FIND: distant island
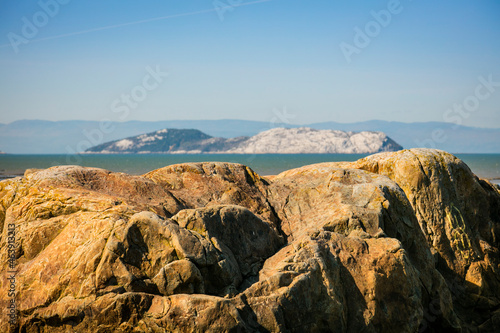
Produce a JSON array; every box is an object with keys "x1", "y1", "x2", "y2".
[
  {"x1": 85, "y1": 127, "x2": 402, "y2": 154},
  {"x1": 2, "y1": 119, "x2": 499, "y2": 154}
]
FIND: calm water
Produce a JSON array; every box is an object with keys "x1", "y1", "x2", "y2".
[{"x1": 1, "y1": 154, "x2": 499, "y2": 183}]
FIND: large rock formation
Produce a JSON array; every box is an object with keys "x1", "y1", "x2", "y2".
[
  {"x1": 223, "y1": 127, "x2": 402, "y2": 154},
  {"x1": 346, "y1": 149, "x2": 500, "y2": 331},
  {"x1": 0, "y1": 149, "x2": 499, "y2": 332}
]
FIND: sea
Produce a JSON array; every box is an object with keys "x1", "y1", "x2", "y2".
[{"x1": 1, "y1": 154, "x2": 499, "y2": 184}]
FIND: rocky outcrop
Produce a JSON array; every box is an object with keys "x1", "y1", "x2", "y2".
[
  {"x1": 0, "y1": 149, "x2": 499, "y2": 332},
  {"x1": 224, "y1": 127, "x2": 402, "y2": 154},
  {"x1": 345, "y1": 149, "x2": 500, "y2": 331},
  {"x1": 144, "y1": 163, "x2": 278, "y2": 225}
]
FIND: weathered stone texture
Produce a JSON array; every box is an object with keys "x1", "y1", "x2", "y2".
[{"x1": 1, "y1": 149, "x2": 499, "y2": 332}]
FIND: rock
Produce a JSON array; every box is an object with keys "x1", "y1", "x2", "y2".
[
  {"x1": 144, "y1": 162, "x2": 279, "y2": 226},
  {"x1": 152, "y1": 260, "x2": 204, "y2": 296},
  {"x1": 243, "y1": 231, "x2": 427, "y2": 332},
  {"x1": 344, "y1": 149, "x2": 500, "y2": 330},
  {"x1": 257, "y1": 162, "x2": 460, "y2": 332},
  {"x1": 144, "y1": 294, "x2": 248, "y2": 332},
  {"x1": 0, "y1": 165, "x2": 283, "y2": 332},
  {"x1": 0, "y1": 150, "x2": 499, "y2": 332},
  {"x1": 172, "y1": 205, "x2": 284, "y2": 281}
]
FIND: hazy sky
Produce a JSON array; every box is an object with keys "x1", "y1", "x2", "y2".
[{"x1": 1, "y1": 0, "x2": 499, "y2": 127}]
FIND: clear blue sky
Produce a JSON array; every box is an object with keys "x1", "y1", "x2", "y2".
[{"x1": 0, "y1": 0, "x2": 499, "y2": 127}]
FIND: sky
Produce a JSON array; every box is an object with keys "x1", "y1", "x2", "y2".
[{"x1": 0, "y1": 0, "x2": 499, "y2": 128}]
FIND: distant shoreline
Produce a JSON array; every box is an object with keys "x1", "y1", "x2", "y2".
[
  {"x1": 0, "y1": 172, "x2": 24, "y2": 180},
  {"x1": 1, "y1": 152, "x2": 499, "y2": 184}
]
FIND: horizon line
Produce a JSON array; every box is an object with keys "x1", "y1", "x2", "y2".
[{"x1": 1, "y1": 118, "x2": 499, "y2": 130}]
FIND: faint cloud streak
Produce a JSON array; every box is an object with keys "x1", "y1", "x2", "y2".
[{"x1": 0, "y1": 0, "x2": 272, "y2": 49}]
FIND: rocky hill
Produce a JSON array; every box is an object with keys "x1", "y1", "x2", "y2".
[
  {"x1": 1, "y1": 149, "x2": 499, "y2": 332},
  {"x1": 85, "y1": 128, "x2": 247, "y2": 154},
  {"x1": 86, "y1": 127, "x2": 402, "y2": 154},
  {"x1": 223, "y1": 127, "x2": 401, "y2": 153}
]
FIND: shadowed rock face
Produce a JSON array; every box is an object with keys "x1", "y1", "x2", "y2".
[
  {"x1": 345, "y1": 149, "x2": 500, "y2": 331},
  {"x1": 0, "y1": 149, "x2": 499, "y2": 332}
]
